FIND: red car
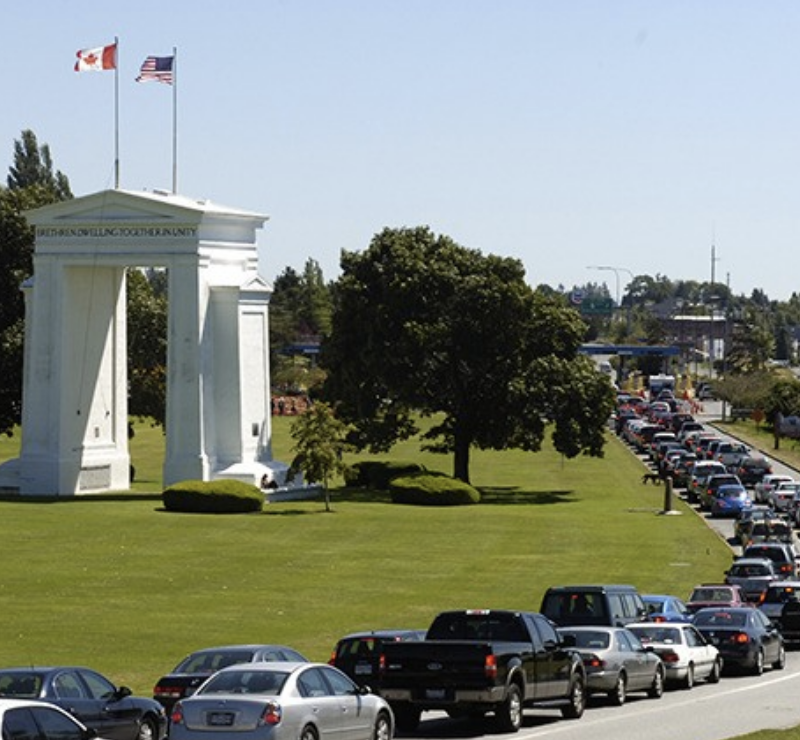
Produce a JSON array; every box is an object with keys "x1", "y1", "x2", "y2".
[{"x1": 686, "y1": 584, "x2": 748, "y2": 614}]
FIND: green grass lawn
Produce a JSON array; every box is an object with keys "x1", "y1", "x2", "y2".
[{"x1": 0, "y1": 418, "x2": 732, "y2": 699}]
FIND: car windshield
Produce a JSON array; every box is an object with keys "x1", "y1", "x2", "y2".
[
  {"x1": 560, "y1": 630, "x2": 610, "y2": 649},
  {"x1": 0, "y1": 673, "x2": 43, "y2": 697},
  {"x1": 629, "y1": 626, "x2": 680, "y2": 644},
  {"x1": 199, "y1": 669, "x2": 289, "y2": 695},
  {"x1": 694, "y1": 611, "x2": 748, "y2": 627},
  {"x1": 175, "y1": 650, "x2": 257, "y2": 673}
]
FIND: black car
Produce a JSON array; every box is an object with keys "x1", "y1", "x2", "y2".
[
  {"x1": 328, "y1": 629, "x2": 426, "y2": 688},
  {"x1": 0, "y1": 667, "x2": 166, "y2": 740},
  {"x1": 735, "y1": 456, "x2": 773, "y2": 487},
  {"x1": 152, "y1": 644, "x2": 307, "y2": 713},
  {"x1": 692, "y1": 607, "x2": 785, "y2": 675}
]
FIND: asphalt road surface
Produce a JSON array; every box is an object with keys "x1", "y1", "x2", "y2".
[{"x1": 401, "y1": 654, "x2": 800, "y2": 740}]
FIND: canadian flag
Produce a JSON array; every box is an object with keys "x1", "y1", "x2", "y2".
[{"x1": 75, "y1": 43, "x2": 117, "y2": 72}]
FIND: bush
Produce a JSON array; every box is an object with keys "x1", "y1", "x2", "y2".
[
  {"x1": 162, "y1": 479, "x2": 264, "y2": 513},
  {"x1": 389, "y1": 472, "x2": 481, "y2": 506},
  {"x1": 345, "y1": 460, "x2": 427, "y2": 490}
]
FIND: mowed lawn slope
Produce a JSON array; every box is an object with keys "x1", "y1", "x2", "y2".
[{"x1": 0, "y1": 417, "x2": 731, "y2": 695}]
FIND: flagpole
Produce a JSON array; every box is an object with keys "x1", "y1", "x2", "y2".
[
  {"x1": 114, "y1": 35, "x2": 120, "y2": 189},
  {"x1": 172, "y1": 46, "x2": 178, "y2": 193}
]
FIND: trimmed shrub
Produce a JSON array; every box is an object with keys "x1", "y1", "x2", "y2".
[
  {"x1": 389, "y1": 471, "x2": 481, "y2": 506},
  {"x1": 162, "y1": 479, "x2": 263, "y2": 513},
  {"x1": 345, "y1": 460, "x2": 427, "y2": 490}
]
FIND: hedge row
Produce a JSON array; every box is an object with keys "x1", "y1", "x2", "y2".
[
  {"x1": 162, "y1": 479, "x2": 263, "y2": 513},
  {"x1": 389, "y1": 471, "x2": 481, "y2": 506}
]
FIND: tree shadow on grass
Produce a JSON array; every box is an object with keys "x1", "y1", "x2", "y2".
[
  {"x1": 477, "y1": 487, "x2": 579, "y2": 505},
  {"x1": 330, "y1": 486, "x2": 579, "y2": 506}
]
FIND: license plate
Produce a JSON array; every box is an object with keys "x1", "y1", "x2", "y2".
[
  {"x1": 207, "y1": 712, "x2": 235, "y2": 727},
  {"x1": 425, "y1": 688, "x2": 446, "y2": 700},
  {"x1": 355, "y1": 664, "x2": 373, "y2": 675}
]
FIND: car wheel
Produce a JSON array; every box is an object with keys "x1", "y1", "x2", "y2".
[
  {"x1": 648, "y1": 666, "x2": 665, "y2": 699},
  {"x1": 752, "y1": 649, "x2": 765, "y2": 676},
  {"x1": 561, "y1": 674, "x2": 586, "y2": 719},
  {"x1": 136, "y1": 716, "x2": 157, "y2": 740},
  {"x1": 373, "y1": 712, "x2": 391, "y2": 740},
  {"x1": 773, "y1": 645, "x2": 786, "y2": 670},
  {"x1": 609, "y1": 673, "x2": 626, "y2": 706},
  {"x1": 392, "y1": 704, "x2": 421, "y2": 733},
  {"x1": 708, "y1": 658, "x2": 721, "y2": 684},
  {"x1": 300, "y1": 725, "x2": 318, "y2": 740},
  {"x1": 495, "y1": 683, "x2": 522, "y2": 732},
  {"x1": 682, "y1": 664, "x2": 694, "y2": 690}
]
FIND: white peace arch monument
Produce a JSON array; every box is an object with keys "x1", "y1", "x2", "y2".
[{"x1": 2, "y1": 188, "x2": 288, "y2": 496}]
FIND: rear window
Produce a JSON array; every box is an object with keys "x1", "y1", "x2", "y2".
[
  {"x1": 690, "y1": 587, "x2": 735, "y2": 602},
  {"x1": 336, "y1": 638, "x2": 379, "y2": 659},
  {"x1": 559, "y1": 630, "x2": 609, "y2": 649},
  {"x1": 693, "y1": 611, "x2": 747, "y2": 628},
  {"x1": 541, "y1": 591, "x2": 610, "y2": 624},
  {"x1": 764, "y1": 585, "x2": 800, "y2": 603},
  {"x1": 175, "y1": 650, "x2": 256, "y2": 673},
  {"x1": 427, "y1": 612, "x2": 528, "y2": 641},
  {"x1": 629, "y1": 626, "x2": 680, "y2": 645}
]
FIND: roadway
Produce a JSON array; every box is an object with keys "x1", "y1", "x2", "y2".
[
  {"x1": 404, "y1": 405, "x2": 800, "y2": 740},
  {"x1": 402, "y1": 659, "x2": 800, "y2": 740}
]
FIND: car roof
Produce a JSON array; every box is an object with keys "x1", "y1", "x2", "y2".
[
  {"x1": 730, "y1": 557, "x2": 774, "y2": 566},
  {"x1": 213, "y1": 661, "x2": 310, "y2": 674},
  {"x1": 338, "y1": 630, "x2": 424, "y2": 640},
  {"x1": 546, "y1": 584, "x2": 638, "y2": 592},
  {"x1": 186, "y1": 645, "x2": 297, "y2": 654}
]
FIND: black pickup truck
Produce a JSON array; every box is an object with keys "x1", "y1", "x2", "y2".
[{"x1": 378, "y1": 609, "x2": 586, "y2": 732}]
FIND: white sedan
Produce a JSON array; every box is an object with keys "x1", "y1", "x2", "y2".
[
  {"x1": 169, "y1": 662, "x2": 393, "y2": 740},
  {"x1": 627, "y1": 622, "x2": 721, "y2": 689}
]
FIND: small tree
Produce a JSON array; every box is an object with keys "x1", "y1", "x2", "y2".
[{"x1": 287, "y1": 402, "x2": 351, "y2": 511}]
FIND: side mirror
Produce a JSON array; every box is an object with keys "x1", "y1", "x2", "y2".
[{"x1": 115, "y1": 686, "x2": 132, "y2": 700}]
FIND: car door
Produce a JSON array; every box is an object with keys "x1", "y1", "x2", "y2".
[
  {"x1": 320, "y1": 666, "x2": 372, "y2": 740},
  {"x1": 683, "y1": 626, "x2": 715, "y2": 678},
  {"x1": 77, "y1": 669, "x2": 138, "y2": 740},
  {"x1": 49, "y1": 669, "x2": 108, "y2": 736},
  {"x1": 296, "y1": 667, "x2": 346, "y2": 740},
  {"x1": 617, "y1": 631, "x2": 651, "y2": 691},
  {"x1": 752, "y1": 609, "x2": 782, "y2": 664}
]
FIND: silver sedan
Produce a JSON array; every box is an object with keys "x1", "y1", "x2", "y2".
[
  {"x1": 169, "y1": 662, "x2": 393, "y2": 740},
  {"x1": 557, "y1": 626, "x2": 665, "y2": 706}
]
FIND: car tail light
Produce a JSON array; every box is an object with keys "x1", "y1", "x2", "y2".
[
  {"x1": 329, "y1": 650, "x2": 337, "y2": 666},
  {"x1": 153, "y1": 685, "x2": 183, "y2": 700},
  {"x1": 378, "y1": 653, "x2": 386, "y2": 677},
  {"x1": 260, "y1": 702, "x2": 282, "y2": 726},
  {"x1": 582, "y1": 654, "x2": 604, "y2": 670},
  {"x1": 485, "y1": 654, "x2": 498, "y2": 680},
  {"x1": 170, "y1": 704, "x2": 184, "y2": 726},
  {"x1": 659, "y1": 650, "x2": 680, "y2": 664},
  {"x1": 733, "y1": 632, "x2": 750, "y2": 644}
]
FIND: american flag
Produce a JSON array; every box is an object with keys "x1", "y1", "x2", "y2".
[{"x1": 136, "y1": 55, "x2": 174, "y2": 84}]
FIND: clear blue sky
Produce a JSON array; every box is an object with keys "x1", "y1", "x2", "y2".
[{"x1": 4, "y1": 1, "x2": 800, "y2": 300}]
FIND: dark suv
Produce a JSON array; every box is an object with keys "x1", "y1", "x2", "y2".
[
  {"x1": 329, "y1": 629, "x2": 426, "y2": 687},
  {"x1": 540, "y1": 584, "x2": 648, "y2": 627}
]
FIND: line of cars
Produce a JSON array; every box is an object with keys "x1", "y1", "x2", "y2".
[
  {"x1": 612, "y1": 393, "x2": 800, "y2": 681},
  {"x1": 0, "y1": 653, "x2": 394, "y2": 740}
]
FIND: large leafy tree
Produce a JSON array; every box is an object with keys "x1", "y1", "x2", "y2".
[
  {"x1": 0, "y1": 131, "x2": 72, "y2": 435},
  {"x1": 322, "y1": 226, "x2": 616, "y2": 483}
]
